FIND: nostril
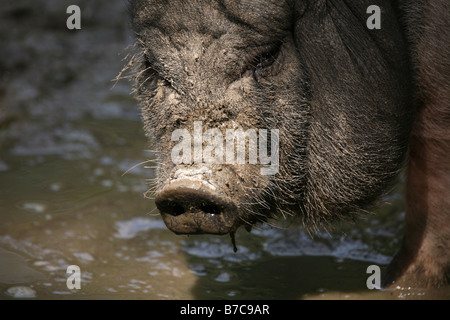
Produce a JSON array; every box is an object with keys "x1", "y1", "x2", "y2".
[
  {"x1": 199, "y1": 203, "x2": 222, "y2": 216},
  {"x1": 158, "y1": 200, "x2": 185, "y2": 216},
  {"x1": 157, "y1": 199, "x2": 223, "y2": 217}
]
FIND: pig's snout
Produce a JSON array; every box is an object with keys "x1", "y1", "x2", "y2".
[{"x1": 155, "y1": 179, "x2": 238, "y2": 235}]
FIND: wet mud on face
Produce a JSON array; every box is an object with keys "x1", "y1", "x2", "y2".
[{"x1": 1, "y1": 0, "x2": 449, "y2": 300}]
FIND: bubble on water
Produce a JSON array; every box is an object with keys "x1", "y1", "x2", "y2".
[
  {"x1": 73, "y1": 252, "x2": 94, "y2": 262},
  {"x1": 100, "y1": 156, "x2": 114, "y2": 166},
  {"x1": 182, "y1": 240, "x2": 232, "y2": 259},
  {"x1": 227, "y1": 290, "x2": 238, "y2": 297},
  {"x1": 20, "y1": 202, "x2": 47, "y2": 213},
  {"x1": 172, "y1": 267, "x2": 183, "y2": 278},
  {"x1": 52, "y1": 291, "x2": 71, "y2": 295},
  {"x1": 334, "y1": 257, "x2": 345, "y2": 264},
  {"x1": 189, "y1": 264, "x2": 207, "y2": 276},
  {"x1": 114, "y1": 217, "x2": 166, "y2": 239},
  {"x1": 101, "y1": 179, "x2": 113, "y2": 187},
  {"x1": 43, "y1": 264, "x2": 61, "y2": 272},
  {"x1": 49, "y1": 182, "x2": 63, "y2": 192},
  {"x1": 215, "y1": 272, "x2": 231, "y2": 283},
  {"x1": 127, "y1": 282, "x2": 141, "y2": 289},
  {"x1": 146, "y1": 250, "x2": 163, "y2": 258},
  {"x1": 182, "y1": 239, "x2": 261, "y2": 262},
  {"x1": 33, "y1": 261, "x2": 49, "y2": 267},
  {"x1": 94, "y1": 168, "x2": 105, "y2": 176},
  {"x1": 6, "y1": 286, "x2": 36, "y2": 298}
]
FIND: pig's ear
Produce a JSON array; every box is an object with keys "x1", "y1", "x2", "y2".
[{"x1": 293, "y1": 1, "x2": 414, "y2": 220}]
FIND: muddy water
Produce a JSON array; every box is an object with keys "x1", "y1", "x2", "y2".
[
  {"x1": 1, "y1": 0, "x2": 449, "y2": 300},
  {"x1": 2, "y1": 138, "x2": 449, "y2": 300}
]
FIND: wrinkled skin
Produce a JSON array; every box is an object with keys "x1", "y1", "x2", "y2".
[{"x1": 130, "y1": 0, "x2": 450, "y2": 288}]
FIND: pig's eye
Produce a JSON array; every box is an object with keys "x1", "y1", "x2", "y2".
[
  {"x1": 143, "y1": 54, "x2": 155, "y2": 72},
  {"x1": 143, "y1": 55, "x2": 172, "y2": 87},
  {"x1": 251, "y1": 43, "x2": 282, "y2": 81}
]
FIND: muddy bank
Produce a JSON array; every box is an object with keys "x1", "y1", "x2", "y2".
[{"x1": 0, "y1": 0, "x2": 136, "y2": 161}]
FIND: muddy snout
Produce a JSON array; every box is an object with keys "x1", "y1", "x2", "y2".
[{"x1": 155, "y1": 179, "x2": 238, "y2": 235}]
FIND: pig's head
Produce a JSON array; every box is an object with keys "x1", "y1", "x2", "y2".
[{"x1": 129, "y1": 0, "x2": 414, "y2": 237}]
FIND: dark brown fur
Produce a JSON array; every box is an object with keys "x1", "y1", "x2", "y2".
[{"x1": 384, "y1": 0, "x2": 450, "y2": 288}]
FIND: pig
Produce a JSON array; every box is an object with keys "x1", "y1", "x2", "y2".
[{"x1": 129, "y1": 0, "x2": 449, "y2": 288}]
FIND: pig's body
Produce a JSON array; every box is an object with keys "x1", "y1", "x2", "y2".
[
  {"x1": 130, "y1": 0, "x2": 449, "y2": 288},
  {"x1": 383, "y1": 1, "x2": 450, "y2": 288}
]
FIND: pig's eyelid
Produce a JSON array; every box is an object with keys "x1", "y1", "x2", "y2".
[
  {"x1": 255, "y1": 48, "x2": 279, "y2": 69},
  {"x1": 143, "y1": 53, "x2": 156, "y2": 68},
  {"x1": 141, "y1": 54, "x2": 172, "y2": 86},
  {"x1": 248, "y1": 42, "x2": 283, "y2": 80}
]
